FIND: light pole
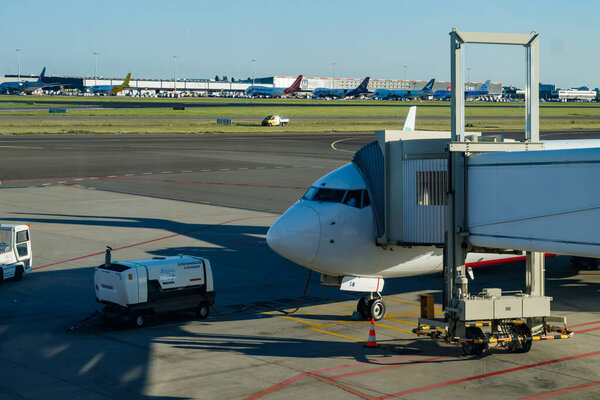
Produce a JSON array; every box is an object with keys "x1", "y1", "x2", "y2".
[
  {"x1": 93, "y1": 52, "x2": 98, "y2": 85},
  {"x1": 251, "y1": 59, "x2": 256, "y2": 85},
  {"x1": 173, "y1": 55, "x2": 177, "y2": 93},
  {"x1": 331, "y1": 62, "x2": 336, "y2": 89},
  {"x1": 16, "y1": 49, "x2": 21, "y2": 82}
]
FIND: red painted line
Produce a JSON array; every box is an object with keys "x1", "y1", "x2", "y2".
[
  {"x1": 32, "y1": 215, "x2": 276, "y2": 271},
  {"x1": 378, "y1": 350, "x2": 600, "y2": 399},
  {"x1": 519, "y1": 380, "x2": 600, "y2": 399},
  {"x1": 330, "y1": 355, "x2": 450, "y2": 380},
  {"x1": 3, "y1": 175, "x2": 305, "y2": 190},
  {"x1": 104, "y1": 176, "x2": 305, "y2": 190},
  {"x1": 3, "y1": 176, "x2": 102, "y2": 182},
  {"x1": 575, "y1": 326, "x2": 600, "y2": 334},
  {"x1": 189, "y1": 278, "x2": 203, "y2": 282},
  {"x1": 307, "y1": 373, "x2": 378, "y2": 400},
  {"x1": 246, "y1": 353, "x2": 426, "y2": 399},
  {"x1": 570, "y1": 320, "x2": 600, "y2": 328}
]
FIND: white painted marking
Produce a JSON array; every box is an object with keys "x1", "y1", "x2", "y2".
[
  {"x1": 238, "y1": 168, "x2": 248, "y2": 170},
  {"x1": 58, "y1": 181, "x2": 67, "y2": 184},
  {"x1": 181, "y1": 170, "x2": 192, "y2": 173},
  {"x1": 143, "y1": 172, "x2": 153, "y2": 175},
  {"x1": 42, "y1": 183, "x2": 51, "y2": 186},
  {"x1": 201, "y1": 169, "x2": 210, "y2": 172},
  {"x1": 125, "y1": 174, "x2": 134, "y2": 176},
  {"x1": 74, "y1": 178, "x2": 83, "y2": 181},
  {"x1": 219, "y1": 168, "x2": 230, "y2": 171},
  {"x1": 108, "y1": 175, "x2": 117, "y2": 178},
  {"x1": 89, "y1": 177, "x2": 98, "y2": 180},
  {"x1": 162, "y1": 171, "x2": 172, "y2": 174}
]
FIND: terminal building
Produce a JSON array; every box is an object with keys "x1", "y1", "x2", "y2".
[{"x1": 0, "y1": 73, "x2": 536, "y2": 99}]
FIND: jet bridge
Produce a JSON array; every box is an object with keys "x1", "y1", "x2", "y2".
[{"x1": 376, "y1": 29, "x2": 597, "y2": 354}]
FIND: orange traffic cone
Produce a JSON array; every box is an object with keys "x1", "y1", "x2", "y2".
[{"x1": 365, "y1": 318, "x2": 379, "y2": 347}]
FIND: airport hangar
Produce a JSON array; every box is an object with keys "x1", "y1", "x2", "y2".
[{"x1": 1, "y1": 73, "x2": 502, "y2": 96}]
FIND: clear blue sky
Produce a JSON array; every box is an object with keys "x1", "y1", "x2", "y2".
[{"x1": 1, "y1": 0, "x2": 598, "y2": 89}]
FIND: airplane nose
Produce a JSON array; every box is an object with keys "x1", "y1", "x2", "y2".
[{"x1": 267, "y1": 203, "x2": 320, "y2": 266}]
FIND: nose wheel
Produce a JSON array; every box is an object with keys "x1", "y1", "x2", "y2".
[{"x1": 357, "y1": 296, "x2": 386, "y2": 321}]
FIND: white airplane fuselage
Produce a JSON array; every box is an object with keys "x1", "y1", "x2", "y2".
[
  {"x1": 267, "y1": 162, "x2": 512, "y2": 280},
  {"x1": 267, "y1": 139, "x2": 600, "y2": 283}
]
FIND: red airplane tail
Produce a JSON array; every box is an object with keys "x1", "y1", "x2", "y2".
[{"x1": 284, "y1": 75, "x2": 303, "y2": 94}]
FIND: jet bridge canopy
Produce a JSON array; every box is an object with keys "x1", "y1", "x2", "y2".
[{"x1": 467, "y1": 147, "x2": 600, "y2": 258}]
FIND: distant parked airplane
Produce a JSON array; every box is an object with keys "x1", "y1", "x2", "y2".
[
  {"x1": 245, "y1": 75, "x2": 303, "y2": 98},
  {"x1": 432, "y1": 80, "x2": 492, "y2": 100},
  {"x1": 372, "y1": 79, "x2": 435, "y2": 100},
  {"x1": 88, "y1": 73, "x2": 131, "y2": 95},
  {"x1": 433, "y1": 85, "x2": 452, "y2": 100},
  {"x1": 312, "y1": 77, "x2": 370, "y2": 99},
  {"x1": 466, "y1": 80, "x2": 491, "y2": 98},
  {"x1": 0, "y1": 67, "x2": 63, "y2": 94}
]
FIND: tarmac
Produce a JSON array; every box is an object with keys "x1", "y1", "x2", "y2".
[{"x1": 0, "y1": 133, "x2": 599, "y2": 399}]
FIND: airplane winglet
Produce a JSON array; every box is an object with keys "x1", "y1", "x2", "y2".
[{"x1": 403, "y1": 106, "x2": 416, "y2": 131}]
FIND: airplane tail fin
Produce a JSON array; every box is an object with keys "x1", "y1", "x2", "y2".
[
  {"x1": 284, "y1": 75, "x2": 303, "y2": 94},
  {"x1": 358, "y1": 77, "x2": 370, "y2": 90},
  {"x1": 123, "y1": 73, "x2": 132, "y2": 87},
  {"x1": 39, "y1": 67, "x2": 46, "y2": 82},
  {"x1": 481, "y1": 80, "x2": 490, "y2": 90},
  {"x1": 289, "y1": 75, "x2": 303, "y2": 90},
  {"x1": 423, "y1": 79, "x2": 435, "y2": 91},
  {"x1": 403, "y1": 106, "x2": 417, "y2": 131}
]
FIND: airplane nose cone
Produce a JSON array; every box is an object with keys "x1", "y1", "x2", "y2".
[{"x1": 267, "y1": 203, "x2": 320, "y2": 266}]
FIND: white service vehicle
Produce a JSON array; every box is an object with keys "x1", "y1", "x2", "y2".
[
  {"x1": 95, "y1": 254, "x2": 215, "y2": 327},
  {"x1": 0, "y1": 224, "x2": 32, "y2": 282},
  {"x1": 262, "y1": 115, "x2": 289, "y2": 126}
]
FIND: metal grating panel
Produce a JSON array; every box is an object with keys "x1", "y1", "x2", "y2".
[{"x1": 402, "y1": 158, "x2": 447, "y2": 244}]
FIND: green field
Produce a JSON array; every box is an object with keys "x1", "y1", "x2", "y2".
[{"x1": 0, "y1": 95, "x2": 599, "y2": 134}]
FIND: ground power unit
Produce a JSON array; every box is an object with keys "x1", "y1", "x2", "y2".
[{"x1": 94, "y1": 253, "x2": 215, "y2": 327}]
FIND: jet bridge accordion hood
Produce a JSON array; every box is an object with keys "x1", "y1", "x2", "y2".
[{"x1": 352, "y1": 141, "x2": 385, "y2": 238}]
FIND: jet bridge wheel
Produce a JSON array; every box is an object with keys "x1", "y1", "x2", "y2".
[
  {"x1": 506, "y1": 324, "x2": 532, "y2": 353},
  {"x1": 462, "y1": 327, "x2": 487, "y2": 356}
]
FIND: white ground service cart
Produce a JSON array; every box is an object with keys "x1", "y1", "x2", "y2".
[
  {"x1": 95, "y1": 251, "x2": 215, "y2": 327},
  {"x1": 0, "y1": 224, "x2": 32, "y2": 282}
]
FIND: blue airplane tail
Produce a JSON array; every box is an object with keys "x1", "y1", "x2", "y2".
[
  {"x1": 358, "y1": 77, "x2": 370, "y2": 90},
  {"x1": 38, "y1": 67, "x2": 46, "y2": 82},
  {"x1": 423, "y1": 78, "x2": 435, "y2": 91},
  {"x1": 480, "y1": 80, "x2": 490, "y2": 90}
]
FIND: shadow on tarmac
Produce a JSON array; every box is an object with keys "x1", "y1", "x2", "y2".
[{"x1": 0, "y1": 211, "x2": 598, "y2": 398}]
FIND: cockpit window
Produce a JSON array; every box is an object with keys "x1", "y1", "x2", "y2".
[
  {"x1": 312, "y1": 188, "x2": 346, "y2": 203},
  {"x1": 303, "y1": 187, "x2": 371, "y2": 209},
  {"x1": 302, "y1": 187, "x2": 319, "y2": 201},
  {"x1": 344, "y1": 190, "x2": 362, "y2": 207},
  {"x1": 362, "y1": 190, "x2": 371, "y2": 207}
]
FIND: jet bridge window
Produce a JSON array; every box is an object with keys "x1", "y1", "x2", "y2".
[{"x1": 416, "y1": 171, "x2": 447, "y2": 206}]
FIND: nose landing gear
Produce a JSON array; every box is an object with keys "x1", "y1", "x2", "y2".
[{"x1": 357, "y1": 294, "x2": 386, "y2": 320}]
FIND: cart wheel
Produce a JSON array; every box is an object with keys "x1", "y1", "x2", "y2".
[
  {"x1": 369, "y1": 299, "x2": 386, "y2": 321},
  {"x1": 357, "y1": 297, "x2": 369, "y2": 320},
  {"x1": 462, "y1": 327, "x2": 487, "y2": 356},
  {"x1": 0, "y1": 269, "x2": 4, "y2": 284},
  {"x1": 196, "y1": 303, "x2": 210, "y2": 320},
  {"x1": 13, "y1": 266, "x2": 24, "y2": 281},
  {"x1": 132, "y1": 313, "x2": 145, "y2": 328},
  {"x1": 508, "y1": 324, "x2": 532, "y2": 353}
]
